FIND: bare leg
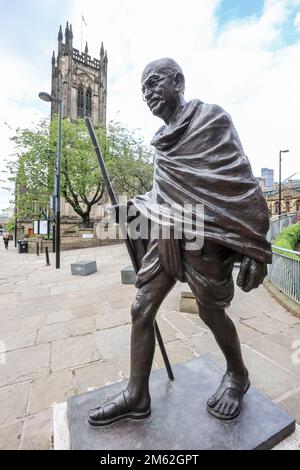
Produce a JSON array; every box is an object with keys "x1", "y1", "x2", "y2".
[
  {"x1": 198, "y1": 303, "x2": 249, "y2": 419},
  {"x1": 88, "y1": 271, "x2": 175, "y2": 426}
]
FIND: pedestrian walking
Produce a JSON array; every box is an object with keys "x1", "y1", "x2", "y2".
[{"x1": 3, "y1": 232, "x2": 9, "y2": 249}]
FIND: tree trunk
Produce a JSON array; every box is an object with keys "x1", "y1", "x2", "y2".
[{"x1": 82, "y1": 211, "x2": 91, "y2": 228}]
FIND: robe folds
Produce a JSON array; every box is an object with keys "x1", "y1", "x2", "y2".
[{"x1": 130, "y1": 99, "x2": 272, "y2": 277}]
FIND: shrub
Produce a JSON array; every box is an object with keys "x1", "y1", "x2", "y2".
[{"x1": 273, "y1": 222, "x2": 300, "y2": 260}]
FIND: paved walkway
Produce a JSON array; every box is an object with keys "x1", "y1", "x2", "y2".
[{"x1": 0, "y1": 239, "x2": 300, "y2": 449}]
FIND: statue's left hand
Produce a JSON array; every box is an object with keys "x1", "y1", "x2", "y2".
[{"x1": 236, "y1": 257, "x2": 267, "y2": 292}]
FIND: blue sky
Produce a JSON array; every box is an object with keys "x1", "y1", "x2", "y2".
[{"x1": 1, "y1": 0, "x2": 300, "y2": 211}]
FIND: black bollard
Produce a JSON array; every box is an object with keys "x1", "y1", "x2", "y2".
[
  {"x1": 45, "y1": 246, "x2": 50, "y2": 266},
  {"x1": 36, "y1": 241, "x2": 40, "y2": 256}
]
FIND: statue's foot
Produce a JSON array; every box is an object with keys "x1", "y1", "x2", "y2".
[
  {"x1": 207, "y1": 370, "x2": 250, "y2": 421},
  {"x1": 88, "y1": 391, "x2": 151, "y2": 427}
]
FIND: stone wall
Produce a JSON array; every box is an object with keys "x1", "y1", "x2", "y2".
[{"x1": 27, "y1": 226, "x2": 123, "y2": 254}]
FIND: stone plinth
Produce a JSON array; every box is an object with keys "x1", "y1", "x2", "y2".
[{"x1": 66, "y1": 355, "x2": 295, "y2": 450}]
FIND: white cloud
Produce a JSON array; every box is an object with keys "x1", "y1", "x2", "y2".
[
  {"x1": 294, "y1": 10, "x2": 300, "y2": 29},
  {"x1": 0, "y1": 52, "x2": 47, "y2": 211},
  {"x1": 1, "y1": 0, "x2": 300, "y2": 210}
]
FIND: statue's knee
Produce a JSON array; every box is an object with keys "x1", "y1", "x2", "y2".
[
  {"x1": 131, "y1": 299, "x2": 141, "y2": 323},
  {"x1": 131, "y1": 298, "x2": 154, "y2": 327}
]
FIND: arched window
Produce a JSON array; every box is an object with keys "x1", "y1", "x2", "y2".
[
  {"x1": 296, "y1": 200, "x2": 300, "y2": 212},
  {"x1": 86, "y1": 88, "x2": 92, "y2": 117},
  {"x1": 285, "y1": 200, "x2": 290, "y2": 213},
  {"x1": 77, "y1": 86, "x2": 84, "y2": 118}
]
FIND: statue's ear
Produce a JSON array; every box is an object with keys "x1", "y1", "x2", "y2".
[{"x1": 174, "y1": 72, "x2": 185, "y2": 93}]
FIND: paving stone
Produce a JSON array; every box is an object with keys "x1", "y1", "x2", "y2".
[
  {"x1": 1, "y1": 319, "x2": 21, "y2": 334},
  {"x1": 267, "y1": 330, "x2": 300, "y2": 352},
  {"x1": 109, "y1": 297, "x2": 132, "y2": 310},
  {"x1": 20, "y1": 409, "x2": 52, "y2": 450},
  {"x1": 155, "y1": 317, "x2": 179, "y2": 343},
  {"x1": 74, "y1": 356, "x2": 131, "y2": 393},
  {"x1": 21, "y1": 314, "x2": 46, "y2": 331},
  {"x1": 28, "y1": 371, "x2": 74, "y2": 414},
  {"x1": 154, "y1": 339, "x2": 195, "y2": 368},
  {"x1": 17, "y1": 287, "x2": 50, "y2": 301},
  {"x1": 0, "y1": 330, "x2": 36, "y2": 352},
  {"x1": 50, "y1": 283, "x2": 80, "y2": 295},
  {"x1": 94, "y1": 324, "x2": 131, "y2": 359},
  {"x1": 62, "y1": 295, "x2": 93, "y2": 310},
  {"x1": 51, "y1": 335, "x2": 100, "y2": 372},
  {"x1": 235, "y1": 321, "x2": 265, "y2": 344},
  {"x1": 248, "y1": 336, "x2": 300, "y2": 377},
  {"x1": 278, "y1": 390, "x2": 300, "y2": 423},
  {"x1": 69, "y1": 303, "x2": 97, "y2": 319},
  {"x1": 264, "y1": 309, "x2": 300, "y2": 326},
  {"x1": 0, "y1": 421, "x2": 23, "y2": 450},
  {"x1": 68, "y1": 317, "x2": 95, "y2": 336},
  {"x1": 17, "y1": 302, "x2": 61, "y2": 318},
  {"x1": 242, "y1": 314, "x2": 291, "y2": 335},
  {"x1": 36, "y1": 323, "x2": 70, "y2": 343},
  {"x1": 93, "y1": 309, "x2": 131, "y2": 332},
  {"x1": 179, "y1": 332, "x2": 219, "y2": 356},
  {"x1": 46, "y1": 309, "x2": 73, "y2": 325},
  {"x1": 0, "y1": 344, "x2": 50, "y2": 387},
  {"x1": 213, "y1": 345, "x2": 300, "y2": 400},
  {"x1": 162, "y1": 311, "x2": 204, "y2": 336},
  {"x1": 0, "y1": 382, "x2": 30, "y2": 425}
]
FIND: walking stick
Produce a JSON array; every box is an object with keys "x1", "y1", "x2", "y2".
[{"x1": 85, "y1": 117, "x2": 174, "y2": 381}]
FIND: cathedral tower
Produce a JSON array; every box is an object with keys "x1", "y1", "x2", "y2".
[{"x1": 51, "y1": 22, "x2": 107, "y2": 126}]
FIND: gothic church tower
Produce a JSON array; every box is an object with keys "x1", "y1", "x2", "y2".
[{"x1": 51, "y1": 22, "x2": 107, "y2": 126}]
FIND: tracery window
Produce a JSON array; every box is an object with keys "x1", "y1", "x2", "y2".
[
  {"x1": 77, "y1": 86, "x2": 84, "y2": 118},
  {"x1": 86, "y1": 88, "x2": 92, "y2": 117}
]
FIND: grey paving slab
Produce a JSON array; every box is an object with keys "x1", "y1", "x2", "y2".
[
  {"x1": 74, "y1": 356, "x2": 131, "y2": 394},
  {"x1": 1, "y1": 241, "x2": 300, "y2": 450},
  {"x1": 28, "y1": 371, "x2": 75, "y2": 414},
  {"x1": 0, "y1": 330, "x2": 36, "y2": 352},
  {"x1": 51, "y1": 335, "x2": 100, "y2": 372},
  {"x1": 20, "y1": 409, "x2": 53, "y2": 450},
  {"x1": 0, "y1": 382, "x2": 30, "y2": 425},
  {"x1": 0, "y1": 420, "x2": 23, "y2": 450},
  {"x1": 0, "y1": 344, "x2": 50, "y2": 387},
  {"x1": 94, "y1": 324, "x2": 132, "y2": 359},
  {"x1": 213, "y1": 345, "x2": 300, "y2": 400}
]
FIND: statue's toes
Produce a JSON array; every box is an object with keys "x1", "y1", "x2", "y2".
[
  {"x1": 207, "y1": 394, "x2": 218, "y2": 408},
  {"x1": 89, "y1": 406, "x2": 104, "y2": 421},
  {"x1": 227, "y1": 399, "x2": 239, "y2": 417}
]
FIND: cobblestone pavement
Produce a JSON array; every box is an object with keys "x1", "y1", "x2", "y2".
[{"x1": 0, "y1": 240, "x2": 300, "y2": 449}]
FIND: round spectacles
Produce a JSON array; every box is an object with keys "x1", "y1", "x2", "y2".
[{"x1": 141, "y1": 73, "x2": 175, "y2": 100}]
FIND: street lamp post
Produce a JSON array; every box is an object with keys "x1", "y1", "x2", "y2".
[
  {"x1": 39, "y1": 92, "x2": 63, "y2": 269},
  {"x1": 278, "y1": 149, "x2": 290, "y2": 216}
]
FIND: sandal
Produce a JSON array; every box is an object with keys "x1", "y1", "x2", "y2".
[
  {"x1": 207, "y1": 374, "x2": 250, "y2": 421},
  {"x1": 88, "y1": 391, "x2": 151, "y2": 427}
]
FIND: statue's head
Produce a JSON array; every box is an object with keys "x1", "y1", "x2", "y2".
[{"x1": 141, "y1": 58, "x2": 185, "y2": 120}]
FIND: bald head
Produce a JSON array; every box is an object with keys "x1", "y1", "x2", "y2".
[
  {"x1": 142, "y1": 58, "x2": 185, "y2": 93},
  {"x1": 141, "y1": 58, "x2": 186, "y2": 123}
]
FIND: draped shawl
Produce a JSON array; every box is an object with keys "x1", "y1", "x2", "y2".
[{"x1": 131, "y1": 99, "x2": 272, "y2": 265}]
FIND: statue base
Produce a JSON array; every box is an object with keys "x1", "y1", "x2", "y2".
[{"x1": 66, "y1": 355, "x2": 295, "y2": 450}]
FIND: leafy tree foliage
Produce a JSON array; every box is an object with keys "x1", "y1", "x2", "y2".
[{"x1": 4, "y1": 118, "x2": 153, "y2": 226}]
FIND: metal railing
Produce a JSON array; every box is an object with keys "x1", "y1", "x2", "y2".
[
  {"x1": 268, "y1": 246, "x2": 300, "y2": 304},
  {"x1": 267, "y1": 211, "x2": 300, "y2": 242}
]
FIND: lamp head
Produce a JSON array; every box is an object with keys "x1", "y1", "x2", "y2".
[{"x1": 38, "y1": 92, "x2": 53, "y2": 103}]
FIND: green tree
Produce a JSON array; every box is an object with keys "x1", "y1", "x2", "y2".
[
  {"x1": 5, "y1": 217, "x2": 15, "y2": 233},
  {"x1": 4, "y1": 118, "x2": 153, "y2": 226}
]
